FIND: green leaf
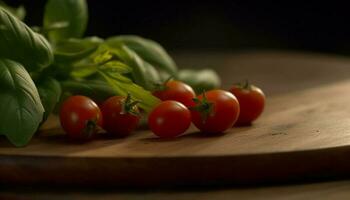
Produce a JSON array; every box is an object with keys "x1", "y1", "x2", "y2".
[
  {"x1": 106, "y1": 35, "x2": 177, "y2": 76},
  {"x1": 0, "y1": 7, "x2": 53, "y2": 71},
  {"x1": 0, "y1": 59, "x2": 44, "y2": 147},
  {"x1": 99, "y1": 71, "x2": 160, "y2": 112},
  {"x1": 116, "y1": 45, "x2": 159, "y2": 90},
  {"x1": 143, "y1": 61, "x2": 161, "y2": 87},
  {"x1": 44, "y1": 0, "x2": 88, "y2": 43},
  {"x1": 99, "y1": 61, "x2": 131, "y2": 74},
  {"x1": 61, "y1": 80, "x2": 116, "y2": 103},
  {"x1": 36, "y1": 77, "x2": 61, "y2": 122},
  {"x1": 0, "y1": 1, "x2": 26, "y2": 20},
  {"x1": 44, "y1": 21, "x2": 69, "y2": 31},
  {"x1": 54, "y1": 37, "x2": 102, "y2": 63},
  {"x1": 71, "y1": 48, "x2": 131, "y2": 79},
  {"x1": 70, "y1": 65, "x2": 97, "y2": 78},
  {"x1": 178, "y1": 69, "x2": 221, "y2": 94}
]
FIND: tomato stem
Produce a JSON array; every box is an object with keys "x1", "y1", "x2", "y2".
[
  {"x1": 243, "y1": 79, "x2": 249, "y2": 89},
  {"x1": 121, "y1": 93, "x2": 140, "y2": 116},
  {"x1": 82, "y1": 119, "x2": 97, "y2": 140},
  {"x1": 190, "y1": 91, "x2": 214, "y2": 122},
  {"x1": 234, "y1": 79, "x2": 252, "y2": 90},
  {"x1": 152, "y1": 75, "x2": 173, "y2": 92}
]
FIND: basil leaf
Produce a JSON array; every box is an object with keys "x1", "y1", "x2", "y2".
[
  {"x1": 0, "y1": 8, "x2": 53, "y2": 71},
  {"x1": 88, "y1": 46, "x2": 161, "y2": 91},
  {"x1": 99, "y1": 71, "x2": 160, "y2": 112},
  {"x1": 99, "y1": 61, "x2": 131, "y2": 74},
  {"x1": 0, "y1": 59, "x2": 44, "y2": 147},
  {"x1": 178, "y1": 69, "x2": 221, "y2": 94},
  {"x1": 54, "y1": 37, "x2": 102, "y2": 63},
  {"x1": 144, "y1": 61, "x2": 161, "y2": 88},
  {"x1": 44, "y1": 21, "x2": 69, "y2": 31},
  {"x1": 0, "y1": 1, "x2": 26, "y2": 20},
  {"x1": 106, "y1": 35, "x2": 177, "y2": 76},
  {"x1": 44, "y1": 0, "x2": 88, "y2": 43},
  {"x1": 61, "y1": 80, "x2": 116, "y2": 103},
  {"x1": 36, "y1": 77, "x2": 61, "y2": 122},
  {"x1": 71, "y1": 50, "x2": 131, "y2": 79},
  {"x1": 70, "y1": 65, "x2": 97, "y2": 78},
  {"x1": 117, "y1": 46, "x2": 158, "y2": 90}
]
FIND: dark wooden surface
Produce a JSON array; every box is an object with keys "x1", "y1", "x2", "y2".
[
  {"x1": 2, "y1": 180, "x2": 350, "y2": 199},
  {"x1": 2, "y1": 50, "x2": 350, "y2": 198}
]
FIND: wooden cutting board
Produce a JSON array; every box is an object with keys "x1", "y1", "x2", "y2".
[{"x1": 2, "y1": 51, "x2": 350, "y2": 186}]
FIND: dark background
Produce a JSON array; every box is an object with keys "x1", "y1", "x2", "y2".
[{"x1": 5, "y1": 1, "x2": 350, "y2": 54}]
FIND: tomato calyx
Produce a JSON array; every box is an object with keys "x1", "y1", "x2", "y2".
[
  {"x1": 234, "y1": 79, "x2": 252, "y2": 91},
  {"x1": 121, "y1": 93, "x2": 140, "y2": 116},
  {"x1": 82, "y1": 119, "x2": 98, "y2": 139},
  {"x1": 190, "y1": 92, "x2": 214, "y2": 122},
  {"x1": 153, "y1": 76, "x2": 173, "y2": 92}
]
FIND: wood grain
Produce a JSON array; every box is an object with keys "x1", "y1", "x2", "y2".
[
  {"x1": 2, "y1": 180, "x2": 350, "y2": 200},
  {"x1": 1, "y1": 51, "x2": 350, "y2": 186}
]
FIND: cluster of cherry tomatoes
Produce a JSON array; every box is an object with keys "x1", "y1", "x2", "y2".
[{"x1": 59, "y1": 80, "x2": 265, "y2": 140}]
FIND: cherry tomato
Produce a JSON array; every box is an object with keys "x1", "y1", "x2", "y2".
[
  {"x1": 148, "y1": 100, "x2": 191, "y2": 138},
  {"x1": 101, "y1": 95, "x2": 140, "y2": 137},
  {"x1": 153, "y1": 80, "x2": 196, "y2": 107},
  {"x1": 191, "y1": 90, "x2": 240, "y2": 134},
  {"x1": 59, "y1": 95, "x2": 103, "y2": 140},
  {"x1": 229, "y1": 81, "x2": 265, "y2": 125}
]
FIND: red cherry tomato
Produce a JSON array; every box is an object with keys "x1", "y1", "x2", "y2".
[
  {"x1": 59, "y1": 96, "x2": 103, "y2": 140},
  {"x1": 153, "y1": 80, "x2": 196, "y2": 107},
  {"x1": 101, "y1": 95, "x2": 140, "y2": 137},
  {"x1": 229, "y1": 81, "x2": 265, "y2": 125},
  {"x1": 191, "y1": 90, "x2": 240, "y2": 134},
  {"x1": 148, "y1": 100, "x2": 191, "y2": 138}
]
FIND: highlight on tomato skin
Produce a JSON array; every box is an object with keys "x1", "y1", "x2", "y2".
[
  {"x1": 59, "y1": 95, "x2": 103, "y2": 141},
  {"x1": 100, "y1": 95, "x2": 140, "y2": 137},
  {"x1": 190, "y1": 90, "x2": 240, "y2": 134},
  {"x1": 153, "y1": 80, "x2": 196, "y2": 108},
  {"x1": 229, "y1": 81, "x2": 265, "y2": 126},
  {"x1": 148, "y1": 100, "x2": 191, "y2": 138}
]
